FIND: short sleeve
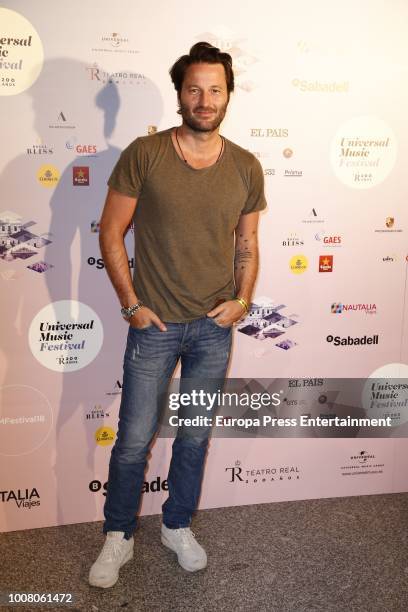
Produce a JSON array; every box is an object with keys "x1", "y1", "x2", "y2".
[
  {"x1": 241, "y1": 156, "x2": 267, "y2": 215},
  {"x1": 107, "y1": 138, "x2": 147, "y2": 198}
]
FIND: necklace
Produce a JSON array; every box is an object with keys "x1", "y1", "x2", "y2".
[{"x1": 175, "y1": 127, "x2": 224, "y2": 166}]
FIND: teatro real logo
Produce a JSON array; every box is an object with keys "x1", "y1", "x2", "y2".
[{"x1": 225, "y1": 460, "x2": 300, "y2": 484}]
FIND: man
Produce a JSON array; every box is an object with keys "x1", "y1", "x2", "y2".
[{"x1": 89, "y1": 42, "x2": 267, "y2": 588}]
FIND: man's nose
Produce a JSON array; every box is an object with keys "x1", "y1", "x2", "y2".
[{"x1": 199, "y1": 90, "x2": 211, "y2": 107}]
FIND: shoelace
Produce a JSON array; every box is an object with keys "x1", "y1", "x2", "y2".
[
  {"x1": 177, "y1": 528, "x2": 196, "y2": 548},
  {"x1": 99, "y1": 536, "x2": 125, "y2": 562}
]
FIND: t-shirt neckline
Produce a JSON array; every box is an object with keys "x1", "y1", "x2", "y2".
[{"x1": 168, "y1": 127, "x2": 227, "y2": 172}]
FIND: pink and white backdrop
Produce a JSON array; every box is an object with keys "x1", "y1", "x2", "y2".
[{"x1": 1, "y1": 0, "x2": 408, "y2": 533}]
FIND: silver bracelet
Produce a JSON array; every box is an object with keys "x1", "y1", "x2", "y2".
[{"x1": 120, "y1": 301, "x2": 144, "y2": 320}]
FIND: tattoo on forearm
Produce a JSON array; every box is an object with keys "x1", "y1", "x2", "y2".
[{"x1": 234, "y1": 248, "x2": 254, "y2": 271}]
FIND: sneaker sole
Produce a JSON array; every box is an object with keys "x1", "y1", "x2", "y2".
[
  {"x1": 89, "y1": 548, "x2": 134, "y2": 588},
  {"x1": 161, "y1": 534, "x2": 207, "y2": 572}
]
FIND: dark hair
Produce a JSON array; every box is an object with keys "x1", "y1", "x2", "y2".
[{"x1": 169, "y1": 42, "x2": 234, "y2": 96}]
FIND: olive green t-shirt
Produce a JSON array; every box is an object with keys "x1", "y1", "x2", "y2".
[{"x1": 107, "y1": 127, "x2": 267, "y2": 322}]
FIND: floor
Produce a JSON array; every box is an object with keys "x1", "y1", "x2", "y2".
[{"x1": 2, "y1": 493, "x2": 408, "y2": 611}]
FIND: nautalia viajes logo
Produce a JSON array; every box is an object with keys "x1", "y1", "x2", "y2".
[{"x1": 0, "y1": 487, "x2": 40, "y2": 509}]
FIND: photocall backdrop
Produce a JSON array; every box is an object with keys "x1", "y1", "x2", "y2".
[{"x1": 1, "y1": 1, "x2": 408, "y2": 533}]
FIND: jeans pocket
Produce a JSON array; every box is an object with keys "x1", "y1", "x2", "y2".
[
  {"x1": 207, "y1": 317, "x2": 232, "y2": 329},
  {"x1": 129, "y1": 322, "x2": 154, "y2": 332}
]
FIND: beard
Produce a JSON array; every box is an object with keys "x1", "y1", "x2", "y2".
[{"x1": 178, "y1": 100, "x2": 228, "y2": 133}]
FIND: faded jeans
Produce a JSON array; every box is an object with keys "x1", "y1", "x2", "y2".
[{"x1": 103, "y1": 315, "x2": 232, "y2": 539}]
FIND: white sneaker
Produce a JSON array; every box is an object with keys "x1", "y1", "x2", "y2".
[
  {"x1": 161, "y1": 524, "x2": 207, "y2": 572},
  {"x1": 89, "y1": 531, "x2": 134, "y2": 588}
]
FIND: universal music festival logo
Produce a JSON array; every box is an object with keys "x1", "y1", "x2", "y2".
[
  {"x1": 0, "y1": 8, "x2": 44, "y2": 96},
  {"x1": 28, "y1": 300, "x2": 103, "y2": 373}
]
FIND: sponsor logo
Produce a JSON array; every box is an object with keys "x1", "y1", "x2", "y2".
[
  {"x1": 374, "y1": 217, "x2": 403, "y2": 233},
  {"x1": 91, "y1": 32, "x2": 138, "y2": 55},
  {"x1": 282, "y1": 233, "x2": 304, "y2": 247},
  {"x1": 330, "y1": 116, "x2": 397, "y2": 189},
  {"x1": 49, "y1": 111, "x2": 75, "y2": 129},
  {"x1": 366, "y1": 380, "x2": 408, "y2": 420},
  {"x1": 226, "y1": 460, "x2": 300, "y2": 484},
  {"x1": 37, "y1": 164, "x2": 60, "y2": 188},
  {"x1": 292, "y1": 78, "x2": 349, "y2": 93},
  {"x1": 87, "y1": 256, "x2": 134, "y2": 270},
  {"x1": 326, "y1": 333, "x2": 379, "y2": 347},
  {"x1": 106, "y1": 380, "x2": 122, "y2": 396},
  {"x1": 0, "y1": 210, "x2": 53, "y2": 271},
  {"x1": 0, "y1": 415, "x2": 45, "y2": 425},
  {"x1": 382, "y1": 255, "x2": 397, "y2": 263},
  {"x1": 86, "y1": 62, "x2": 146, "y2": 86},
  {"x1": 0, "y1": 8, "x2": 44, "y2": 96},
  {"x1": 75, "y1": 144, "x2": 97, "y2": 156},
  {"x1": 91, "y1": 221, "x2": 100, "y2": 233},
  {"x1": 283, "y1": 148, "x2": 293, "y2": 158},
  {"x1": 95, "y1": 426, "x2": 115, "y2": 446},
  {"x1": 315, "y1": 233, "x2": 342, "y2": 247},
  {"x1": 250, "y1": 128, "x2": 288, "y2": 137},
  {"x1": 237, "y1": 298, "x2": 299, "y2": 349},
  {"x1": 289, "y1": 254, "x2": 308, "y2": 274},
  {"x1": 86, "y1": 405, "x2": 110, "y2": 421},
  {"x1": 288, "y1": 379, "x2": 324, "y2": 388},
  {"x1": 331, "y1": 303, "x2": 377, "y2": 315},
  {"x1": 0, "y1": 487, "x2": 40, "y2": 509},
  {"x1": 26, "y1": 141, "x2": 53, "y2": 155},
  {"x1": 73, "y1": 166, "x2": 89, "y2": 186},
  {"x1": 28, "y1": 300, "x2": 104, "y2": 372},
  {"x1": 340, "y1": 450, "x2": 384, "y2": 476},
  {"x1": 319, "y1": 255, "x2": 333, "y2": 272},
  {"x1": 89, "y1": 476, "x2": 168, "y2": 495},
  {"x1": 284, "y1": 169, "x2": 303, "y2": 177},
  {"x1": 148, "y1": 125, "x2": 157, "y2": 135},
  {"x1": 302, "y1": 208, "x2": 325, "y2": 224}
]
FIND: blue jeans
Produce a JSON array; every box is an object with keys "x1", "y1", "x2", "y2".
[{"x1": 103, "y1": 315, "x2": 232, "y2": 539}]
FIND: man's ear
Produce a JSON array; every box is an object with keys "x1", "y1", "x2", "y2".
[{"x1": 177, "y1": 93, "x2": 182, "y2": 115}]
